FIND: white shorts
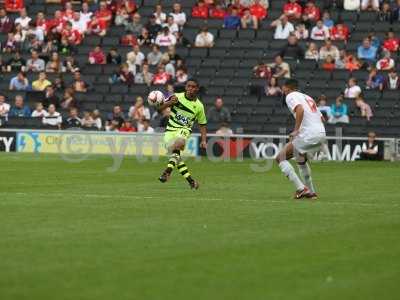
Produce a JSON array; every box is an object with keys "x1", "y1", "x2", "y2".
[{"x1": 292, "y1": 134, "x2": 326, "y2": 155}]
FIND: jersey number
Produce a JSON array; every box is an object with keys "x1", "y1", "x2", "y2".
[{"x1": 306, "y1": 97, "x2": 317, "y2": 113}]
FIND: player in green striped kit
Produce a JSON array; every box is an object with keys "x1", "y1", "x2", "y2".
[{"x1": 157, "y1": 79, "x2": 207, "y2": 189}]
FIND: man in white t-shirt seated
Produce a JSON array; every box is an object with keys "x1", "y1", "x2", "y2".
[
  {"x1": 0, "y1": 95, "x2": 10, "y2": 118},
  {"x1": 271, "y1": 15, "x2": 294, "y2": 40},
  {"x1": 310, "y1": 20, "x2": 330, "y2": 41},
  {"x1": 155, "y1": 27, "x2": 177, "y2": 47},
  {"x1": 195, "y1": 27, "x2": 214, "y2": 48},
  {"x1": 138, "y1": 119, "x2": 154, "y2": 133},
  {"x1": 344, "y1": 0, "x2": 361, "y2": 11},
  {"x1": 42, "y1": 104, "x2": 62, "y2": 129},
  {"x1": 344, "y1": 77, "x2": 362, "y2": 98}
]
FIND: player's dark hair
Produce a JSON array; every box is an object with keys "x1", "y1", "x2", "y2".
[
  {"x1": 186, "y1": 78, "x2": 199, "y2": 86},
  {"x1": 283, "y1": 79, "x2": 298, "y2": 90}
]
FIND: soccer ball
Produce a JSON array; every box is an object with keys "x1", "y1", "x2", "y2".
[{"x1": 147, "y1": 90, "x2": 165, "y2": 107}]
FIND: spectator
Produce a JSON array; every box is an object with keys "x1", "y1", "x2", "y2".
[
  {"x1": 283, "y1": 0, "x2": 302, "y2": 20},
  {"x1": 165, "y1": 15, "x2": 179, "y2": 34},
  {"x1": 317, "y1": 95, "x2": 331, "y2": 119},
  {"x1": 45, "y1": 52, "x2": 64, "y2": 73},
  {"x1": 31, "y1": 102, "x2": 48, "y2": 118},
  {"x1": 87, "y1": 16, "x2": 107, "y2": 36},
  {"x1": 344, "y1": 53, "x2": 362, "y2": 71},
  {"x1": 322, "y1": 11, "x2": 334, "y2": 28},
  {"x1": 265, "y1": 77, "x2": 282, "y2": 96},
  {"x1": 135, "y1": 63, "x2": 153, "y2": 86},
  {"x1": 9, "y1": 95, "x2": 31, "y2": 117},
  {"x1": 0, "y1": 95, "x2": 11, "y2": 117},
  {"x1": 241, "y1": 8, "x2": 258, "y2": 29},
  {"x1": 322, "y1": 55, "x2": 335, "y2": 71},
  {"x1": 3, "y1": 32, "x2": 17, "y2": 53},
  {"x1": 216, "y1": 122, "x2": 233, "y2": 136},
  {"x1": 81, "y1": 111, "x2": 96, "y2": 130},
  {"x1": 310, "y1": 20, "x2": 330, "y2": 40},
  {"x1": 125, "y1": 13, "x2": 143, "y2": 35},
  {"x1": 95, "y1": 1, "x2": 112, "y2": 27},
  {"x1": 107, "y1": 105, "x2": 125, "y2": 128},
  {"x1": 129, "y1": 96, "x2": 150, "y2": 128},
  {"x1": 335, "y1": 50, "x2": 347, "y2": 69},
  {"x1": 207, "y1": 97, "x2": 232, "y2": 124},
  {"x1": 357, "y1": 38, "x2": 378, "y2": 64},
  {"x1": 378, "y1": 2, "x2": 392, "y2": 22},
  {"x1": 361, "y1": 0, "x2": 379, "y2": 11},
  {"x1": 328, "y1": 96, "x2": 349, "y2": 124},
  {"x1": 115, "y1": 6, "x2": 130, "y2": 26},
  {"x1": 138, "y1": 119, "x2": 155, "y2": 133},
  {"x1": 344, "y1": 77, "x2": 362, "y2": 98},
  {"x1": 366, "y1": 67, "x2": 384, "y2": 91},
  {"x1": 137, "y1": 27, "x2": 154, "y2": 46},
  {"x1": 359, "y1": 132, "x2": 382, "y2": 160},
  {"x1": 60, "y1": 88, "x2": 76, "y2": 109},
  {"x1": 192, "y1": 0, "x2": 209, "y2": 19},
  {"x1": 147, "y1": 44, "x2": 163, "y2": 66},
  {"x1": 131, "y1": 45, "x2": 145, "y2": 66},
  {"x1": 42, "y1": 104, "x2": 62, "y2": 128},
  {"x1": 271, "y1": 15, "x2": 294, "y2": 39},
  {"x1": 250, "y1": 0, "x2": 268, "y2": 21},
  {"x1": 305, "y1": 42, "x2": 319, "y2": 60},
  {"x1": 146, "y1": 15, "x2": 162, "y2": 40},
  {"x1": 119, "y1": 119, "x2": 137, "y2": 132},
  {"x1": 376, "y1": 51, "x2": 395, "y2": 70},
  {"x1": 92, "y1": 109, "x2": 102, "y2": 130},
  {"x1": 210, "y1": 4, "x2": 226, "y2": 19},
  {"x1": 175, "y1": 31, "x2": 191, "y2": 47},
  {"x1": 170, "y1": 3, "x2": 186, "y2": 27},
  {"x1": 61, "y1": 21, "x2": 82, "y2": 46},
  {"x1": 319, "y1": 39, "x2": 340, "y2": 61},
  {"x1": 303, "y1": 1, "x2": 321, "y2": 22},
  {"x1": 176, "y1": 67, "x2": 188, "y2": 83},
  {"x1": 382, "y1": 31, "x2": 399, "y2": 53},
  {"x1": 155, "y1": 26, "x2": 176, "y2": 47},
  {"x1": 71, "y1": 71, "x2": 88, "y2": 93},
  {"x1": 330, "y1": 23, "x2": 350, "y2": 41},
  {"x1": 153, "y1": 4, "x2": 167, "y2": 25},
  {"x1": 26, "y1": 50, "x2": 45, "y2": 72},
  {"x1": 0, "y1": 8, "x2": 14, "y2": 33},
  {"x1": 88, "y1": 46, "x2": 106, "y2": 64},
  {"x1": 267, "y1": 55, "x2": 291, "y2": 79},
  {"x1": 279, "y1": 34, "x2": 304, "y2": 60},
  {"x1": 121, "y1": 32, "x2": 138, "y2": 46},
  {"x1": 224, "y1": 8, "x2": 241, "y2": 29},
  {"x1": 152, "y1": 65, "x2": 171, "y2": 85},
  {"x1": 293, "y1": 23, "x2": 309, "y2": 40},
  {"x1": 43, "y1": 85, "x2": 59, "y2": 108},
  {"x1": 64, "y1": 56, "x2": 80, "y2": 73},
  {"x1": 107, "y1": 48, "x2": 122, "y2": 65},
  {"x1": 9, "y1": 72, "x2": 29, "y2": 91},
  {"x1": 253, "y1": 62, "x2": 271, "y2": 78},
  {"x1": 195, "y1": 27, "x2": 214, "y2": 48},
  {"x1": 64, "y1": 107, "x2": 82, "y2": 128},
  {"x1": 32, "y1": 72, "x2": 52, "y2": 91},
  {"x1": 355, "y1": 96, "x2": 373, "y2": 121},
  {"x1": 110, "y1": 63, "x2": 134, "y2": 85},
  {"x1": 14, "y1": 8, "x2": 31, "y2": 30},
  {"x1": 385, "y1": 69, "x2": 399, "y2": 90},
  {"x1": 344, "y1": 0, "x2": 361, "y2": 11},
  {"x1": 392, "y1": 0, "x2": 400, "y2": 23}
]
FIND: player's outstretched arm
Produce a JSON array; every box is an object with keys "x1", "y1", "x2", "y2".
[{"x1": 199, "y1": 124, "x2": 207, "y2": 149}]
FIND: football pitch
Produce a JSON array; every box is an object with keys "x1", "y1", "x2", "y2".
[{"x1": 1, "y1": 153, "x2": 399, "y2": 300}]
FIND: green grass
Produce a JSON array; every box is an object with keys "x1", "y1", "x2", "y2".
[{"x1": 0, "y1": 153, "x2": 399, "y2": 300}]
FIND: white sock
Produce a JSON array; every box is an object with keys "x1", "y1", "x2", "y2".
[
  {"x1": 298, "y1": 162, "x2": 315, "y2": 193},
  {"x1": 279, "y1": 161, "x2": 305, "y2": 191}
]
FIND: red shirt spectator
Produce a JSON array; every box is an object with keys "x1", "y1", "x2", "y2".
[
  {"x1": 330, "y1": 24, "x2": 349, "y2": 41},
  {"x1": 61, "y1": 24, "x2": 82, "y2": 45},
  {"x1": 62, "y1": 2, "x2": 75, "y2": 21},
  {"x1": 46, "y1": 11, "x2": 67, "y2": 33},
  {"x1": 87, "y1": 16, "x2": 107, "y2": 36},
  {"x1": 283, "y1": 0, "x2": 302, "y2": 19},
  {"x1": 383, "y1": 33, "x2": 399, "y2": 52},
  {"x1": 121, "y1": 34, "x2": 138, "y2": 47},
  {"x1": 95, "y1": 1, "x2": 112, "y2": 26},
  {"x1": 303, "y1": 2, "x2": 320, "y2": 21},
  {"x1": 210, "y1": 5, "x2": 225, "y2": 19},
  {"x1": 250, "y1": 0, "x2": 267, "y2": 20},
  {"x1": 5, "y1": 0, "x2": 24, "y2": 12},
  {"x1": 116, "y1": 0, "x2": 137, "y2": 15},
  {"x1": 89, "y1": 46, "x2": 106, "y2": 64},
  {"x1": 192, "y1": 1, "x2": 208, "y2": 19},
  {"x1": 152, "y1": 66, "x2": 171, "y2": 85}
]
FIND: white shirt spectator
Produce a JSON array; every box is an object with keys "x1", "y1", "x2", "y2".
[
  {"x1": 0, "y1": 101, "x2": 10, "y2": 117},
  {"x1": 31, "y1": 109, "x2": 48, "y2": 117},
  {"x1": 376, "y1": 57, "x2": 395, "y2": 70},
  {"x1": 138, "y1": 125, "x2": 155, "y2": 133},
  {"x1": 128, "y1": 106, "x2": 151, "y2": 120},
  {"x1": 135, "y1": 51, "x2": 145, "y2": 66},
  {"x1": 344, "y1": 85, "x2": 362, "y2": 98},
  {"x1": 195, "y1": 32, "x2": 214, "y2": 47},
  {"x1": 153, "y1": 12, "x2": 166, "y2": 25},
  {"x1": 319, "y1": 45, "x2": 340, "y2": 60},
  {"x1": 80, "y1": 11, "x2": 93, "y2": 23},
  {"x1": 155, "y1": 33, "x2": 176, "y2": 47},
  {"x1": 167, "y1": 23, "x2": 179, "y2": 34},
  {"x1": 311, "y1": 25, "x2": 330, "y2": 40},
  {"x1": 43, "y1": 112, "x2": 62, "y2": 126},
  {"x1": 361, "y1": 0, "x2": 379, "y2": 10},
  {"x1": 344, "y1": 0, "x2": 361, "y2": 10},
  {"x1": 273, "y1": 21, "x2": 294, "y2": 40},
  {"x1": 71, "y1": 18, "x2": 88, "y2": 34},
  {"x1": 15, "y1": 16, "x2": 32, "y2": 29},
  {"x1": 170, "y1": 12, "x2": 186, "y2": 26}
]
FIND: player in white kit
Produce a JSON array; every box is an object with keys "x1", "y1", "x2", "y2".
[{"x1": 276, "y1": 79, "x2": 326, "y2": 200}]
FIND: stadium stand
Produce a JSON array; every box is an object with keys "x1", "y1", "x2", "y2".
[{"x1": 0, "y1": 0, "x2": 399, "y2": 137}]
